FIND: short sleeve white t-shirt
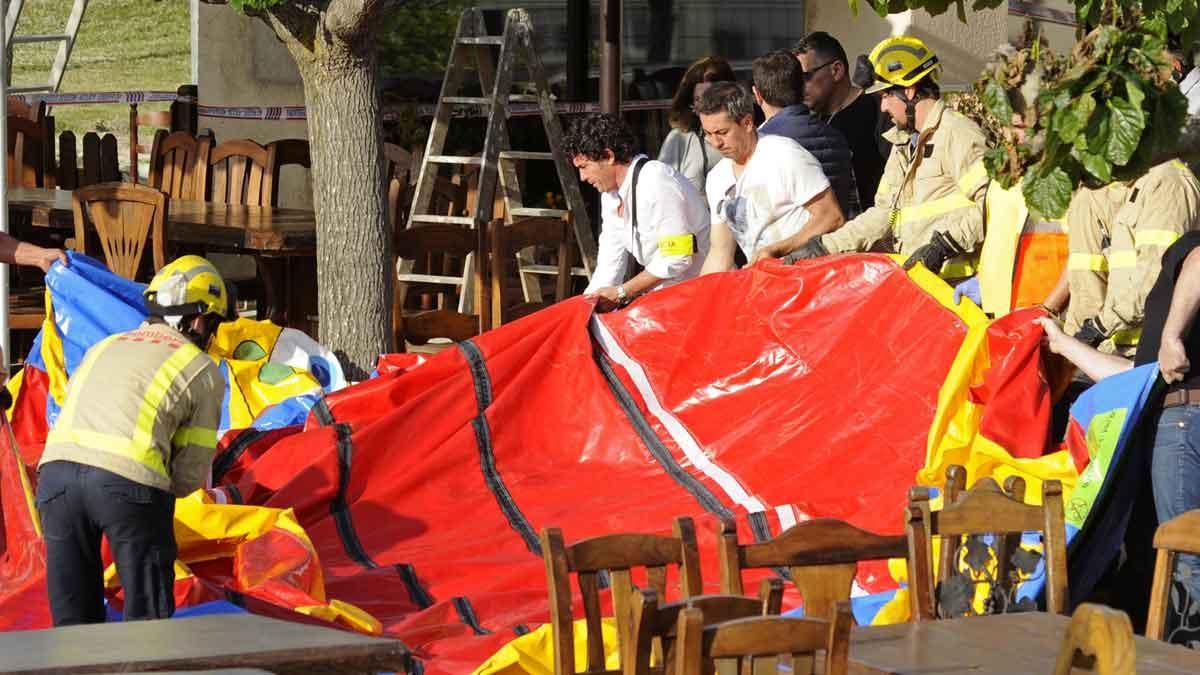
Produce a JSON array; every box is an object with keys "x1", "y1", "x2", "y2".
[{"x1": 704, "y1": 134, "x2": 831, "y2": 258}]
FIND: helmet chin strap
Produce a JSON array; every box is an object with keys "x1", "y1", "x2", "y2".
[{"x1": 891, "y1": 87, "x2": 918, "y2": 133}]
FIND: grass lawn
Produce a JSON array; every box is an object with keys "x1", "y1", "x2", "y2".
[{"x1": 9, "y1": 0, "x2": 190, "y2": 171}]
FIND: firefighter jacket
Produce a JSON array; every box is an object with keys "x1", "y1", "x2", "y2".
[
  {"x1": 820, "y1": 98, "x2": 989, "y2": 277},
  {"x1": 1064, "y1": 160, "x2": 1200, "y2": 351},
  {"x1": 39, "y1": 321, "x2": 223, "y2": 496}
]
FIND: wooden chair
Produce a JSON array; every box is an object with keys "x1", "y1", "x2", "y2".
[
  {"x1": 716, "y1": 517, "x2": 907, "y2": 624},
  {"x1": 130, "y1": 106, "x2": 176, "y2": 182},
  {"x1": 540, "y1": 518, "x2": 703, "y2": 675},
  {"x1": 673, "y1": 602, "x2": 853, "y2": 675},
  {"x1": 7, "y1": 97, "x2": 45, "y2": 121},
  {"x1": 1052, "y1": 603, "x2": 1135, "y2": 675},
  {"x1": 7, "y1": 115, "x2": 51, "y2": 188},
  {"x1": 395, "y1": 223, "x2": 487, "y2": 351},
  {"x1": 906, "y1": 468, "x2": 1069, "y2": 621},
  {"x1": 71, "y1": 182, "x2": 168, "y2": 281},
  {"x1": 490, "y1": 216, "x2": 573, "y2": 328},
  {"x1": 148, "y1": 130, "x2": 212, "y2": 200},
  {"x1": 267, "y1": 138, "x2": 311, "y2": 207},
  {"x1": 1146, "y1": 509, "x2": 1200, "y2": 641},
  {"x1": 208, "y1": 138, "x2": 276, "y2": 206},
  {"x1": 384, "y1": 142, "x2": 415, "y2": 229},
  {"x1": 626, "y1": 583, "x2": 782, "y2": 675}
]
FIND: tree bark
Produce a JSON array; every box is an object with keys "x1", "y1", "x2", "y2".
[{"x1": 259, "y1": 4, "x2": 392, "y2": 381}]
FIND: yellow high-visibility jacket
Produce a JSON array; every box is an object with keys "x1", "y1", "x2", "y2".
[
  {"x1": 39, "y1": 321, "x2": 223, "y2": 496},
  {"x1": 820, "y1": 99, "x2": 989, "y2": 277},
  {"x1": 978, "y1": 182, "x2": 1067, "y2": 317}
]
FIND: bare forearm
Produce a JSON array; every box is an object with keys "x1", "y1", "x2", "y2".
[
  {"x1": 1056, "y1": 333, "x2": 1133, "y2": 381},
  {"x1": 622, "y1": 270, "x2": 665, "y2": 299},
  {"x1": 702, "y1": 224, "x2": 736, "y2": 274},
  {"x1": 1161, "y1": 249, "x2": 1200, "y2": 343}
]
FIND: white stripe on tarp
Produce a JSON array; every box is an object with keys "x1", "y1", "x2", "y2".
[
  {"x1": 775, "y1": 505, "x2": 797, "y2": 531},
  {"x1": 591, "y1": 316, "x2": 767, "y2": 514}
]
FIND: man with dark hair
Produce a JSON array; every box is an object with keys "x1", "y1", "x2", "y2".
[
  {"x1": 788, "y1": 36, "x2": 989, "y2": 281},
  {"x1": 562, "y1": 114, "x2": 710, "y2": 311},
  {"x1": 695, "y1": 81, "x2": 845, "y2": 272},
  {"x1": 793, "y1": 31, "x2": 890, "y2": 207},
  {"x1": 752, "y1": 49, "x2": 860, "y2": 218}
]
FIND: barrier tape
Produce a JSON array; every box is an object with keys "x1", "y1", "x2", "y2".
[
  {"x1": 10, "y1": 89, "x2": 672, "y2": 120},
  {"x1": 10, "y1": 90, "x2": 189, "y2": 105},
  {"x1": 200, "y1": 98, "x2": 674, "y2": 121}
]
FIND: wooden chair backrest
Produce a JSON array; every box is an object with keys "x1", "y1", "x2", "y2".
[
  {"x1": 717, "y1": 517, "x2": 906, "y2": 623},
  {"x1": 7, "y1": 115, "x2": 49, "y2": 188},
  {"x1": 384, "y1": 142, "x2": 415, "y2": 229},
  {"x1": 74, "y1": 132, "x2": 122, "y2": 188},
  {"x1": 626, "y1": 584, "x2": 782, "y2": 675},
  {"x1": 394, "y1": 223, "x2": 487, "y2": 348},
  {"x1": 906, "y1": 466, "x2": 1069, "y2": 621},
  {"x1": 540, "y1": 518, "x2": 703, "y2": 675},
  {"x1": 266, "y1": 138, "x2": 311, "y2": 207},
  {"x1": 71, "y1": 182, "x2": 168, "y2": 281},
  {"x1": 149, "y1": 130, "x2": 212, "y2": 200},
  {"x1": 208, "y1": 138, "x2": 276, "y2": 207},
  {"x1": 1052, "y1": 603, "x2": 1135, "y2": 675},
  {"x1": 489, "y1": 216, "x2": 573, "y2": 329},
  {"x1": 1146, "y1": 509, "x2": 1200, "y2": 640},
  {"x1": 674, "y1": 602, "x2": 852, "y2": 675},
  {"x1": 7, "y1": 97, "x2": 45, "y2": 121}
]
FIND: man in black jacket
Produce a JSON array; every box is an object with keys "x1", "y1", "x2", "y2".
[
  {"x1": 793, "y1": 32, "x2": 891, "y2": 209},
  {"x1": 752, "y1": 49, "x2": 860, "y2": 219}
]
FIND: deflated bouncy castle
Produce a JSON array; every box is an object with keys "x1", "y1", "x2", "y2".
[{"x1": 0, "y1": 252, "x2": 1160, "y2": 673}]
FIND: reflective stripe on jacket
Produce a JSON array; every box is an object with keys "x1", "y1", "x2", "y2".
[
  {"x1": 820, "y1": 99, "x2": 989, "y2": 278},
  {"x1": 40, "y1": 322, "x2": 224, "y2": 496}
]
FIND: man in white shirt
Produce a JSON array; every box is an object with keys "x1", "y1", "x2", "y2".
[
  {"x1": 694, "y1": 81, "x2": 845, "y2": 274},
  {"x1": 563, "y1": 114, "x2": 711, "y2": 311}
]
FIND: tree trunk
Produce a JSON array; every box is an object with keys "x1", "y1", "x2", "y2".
[
  {"x1": 300, "y1": 50, "x2": 391, "y2": 381},
  {"x1": 254, "y1": 2, "x2": 393, "y2": 382}
]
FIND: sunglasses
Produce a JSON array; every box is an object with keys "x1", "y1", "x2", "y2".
[{"x1": 802, "y1": 60, "x2": 836, "y2": 82}]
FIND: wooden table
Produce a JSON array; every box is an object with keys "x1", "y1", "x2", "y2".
[
  {"x1": 6, "y1": 187, "x2": 318, "y2": 330},
  {"x1": 848, "y1": 612, "x2": 1200, "y2": 674},
  {"x1": 6, "y1": 186, "x2": 317, "y2": 253},
  {"x1": 0, "y1": 613, "x2": 410, "y2": 674}
]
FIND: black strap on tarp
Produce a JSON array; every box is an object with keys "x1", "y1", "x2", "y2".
[
  {"x1": 212, "y1": 428, "x2": 269, "y2": 484},
  {"x1": 452, "y1": 596, "x2": 492, "y2": 635},
  {"x1": 395, "y1": 563, "x2": 435, "y2": 609},
  {"x1": 458, "y1": 339, "x2": 541, "y2": 556},
  {"x1": 331, "y1": 421, "x2": 379, "y2": 569},
  {"x1": 312, "y1": 396, "x2": 336, "y2": 426}
]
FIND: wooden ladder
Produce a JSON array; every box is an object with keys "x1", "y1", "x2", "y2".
[
  {"x1": 4, "y1": 0, "x2": 90, "y2": 94},
  {"x1": 408, "y1": 7, "x2": 597, "y2": 309}
]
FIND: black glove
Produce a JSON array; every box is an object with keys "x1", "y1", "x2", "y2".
[
  {"x1": 902, "y1": 231, "x2": 966, "y2": 272},
  {"x1": 783, "y1": 238, "x2": 830, "y2": 264},
  {"x1": 1073, "y1": 318, "x2": 1108, "y2": 347}
]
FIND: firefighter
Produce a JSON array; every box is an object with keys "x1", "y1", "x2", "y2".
[
  {"x1": 35, "y1": 255, "x2": 226, "y2": 625},
  {"x1": 1065, "y1": 160, "x2": 1200, "y2": 355},
  {"x1": 786, "y1": 36, "x2": 989, "y2": 279}
]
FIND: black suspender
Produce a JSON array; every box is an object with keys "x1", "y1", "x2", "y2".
[{"x1": 630, "y1": 157, "x2": 647, "y2": 260}]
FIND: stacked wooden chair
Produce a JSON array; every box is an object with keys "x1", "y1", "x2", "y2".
[{"x1": 906, "y1": 466, "x2": 1069, "y2": 621}]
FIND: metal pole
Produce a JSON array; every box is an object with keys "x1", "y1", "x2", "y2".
[
  {"x1": 600, "y1": 0, "x2": 621, "y2": 114},
  {"x1": 0, "y1": 0, "x2": 11, "y2": 368},
  {"x1": 565, "y1": 0, "x2": 589, "y2": 102}
]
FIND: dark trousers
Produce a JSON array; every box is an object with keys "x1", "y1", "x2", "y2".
[{"x1": 36, "y1": 460, "x2": 177, "y2": 625}]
